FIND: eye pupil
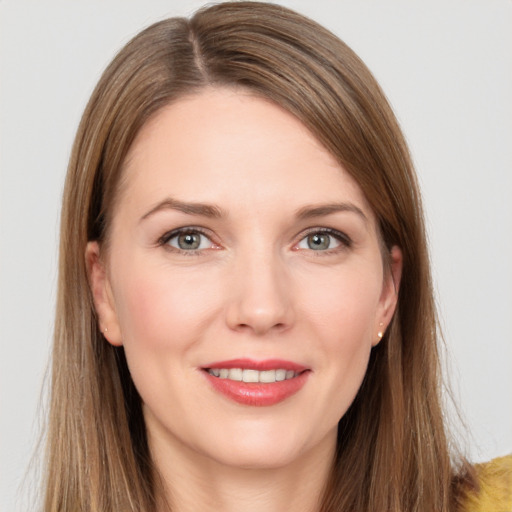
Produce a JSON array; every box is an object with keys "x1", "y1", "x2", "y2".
[
  {"x1": 178, "y1": 233, "x2": 201, "y2": 250},
  {"x1": 308, "y1": 233, "x2": 330, "y2": 250}
]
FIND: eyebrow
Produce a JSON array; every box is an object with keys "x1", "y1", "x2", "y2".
[
  {"x1": 140, "y1": 197, "x2": 367, "y2": 224},
  {"x1": 140, "y1": 197, "x2": 224, "y2": 222},
  {"x1": 295, "y1": 202, "x2": 368, "y2": 223}
]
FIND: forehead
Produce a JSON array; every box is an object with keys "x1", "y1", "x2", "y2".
[{"x1": 117, "y1": 87, "x2": 373, "y2": 221}]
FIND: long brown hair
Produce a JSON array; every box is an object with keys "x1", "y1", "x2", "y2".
[{"x1": 45, "y1": 2, "x2": 475, "y2": 510}]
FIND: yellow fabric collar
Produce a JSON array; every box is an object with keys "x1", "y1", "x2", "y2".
[{"x1": 462, "y1": 454, "x2": 512, "y2": 512}]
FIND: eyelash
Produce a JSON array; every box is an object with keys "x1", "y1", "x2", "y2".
[
  {"x1": 157, "y1": 226, "x2": 352, "y2": 255},
  {"x1": 295, "y1": 227, "x2": 352, "y2": 254},
  {"x1": 157, "y1": 227, "x2": 217, "y2": 256}
]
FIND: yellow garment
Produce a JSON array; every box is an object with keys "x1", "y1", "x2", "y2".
[{"x1": 462, "y1": 454, "x2": 512, "y2": 512}]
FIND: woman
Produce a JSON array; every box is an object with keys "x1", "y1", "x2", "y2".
[{"x1": 44, "y1": 2, "x2": 511, "y2": 511}]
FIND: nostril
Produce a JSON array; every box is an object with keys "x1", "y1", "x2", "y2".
[{"x1": 233, "y1": 320, "x2": 288, "y2": 335}]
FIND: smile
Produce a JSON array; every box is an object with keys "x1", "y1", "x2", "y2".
[
  {"x1": 207, "y1": 368, "x2": 299, "y2": 383},
  {"x1": 202, "y1": 359, "x2": 310, "y2": 406}
]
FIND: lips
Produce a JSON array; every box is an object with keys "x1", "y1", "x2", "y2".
[{"x1": 202, "y1": 358, "x2": 310, "y2": 406}]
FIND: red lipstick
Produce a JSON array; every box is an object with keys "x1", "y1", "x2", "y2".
[{"x1": 202, "y1": 358, "x2": 310, "y2": 406}]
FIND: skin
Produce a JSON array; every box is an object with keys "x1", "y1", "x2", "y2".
[{"x1": 87, "y1": 88, "x2": 402, "y2": 512}]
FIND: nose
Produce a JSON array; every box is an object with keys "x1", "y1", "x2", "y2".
[{"x1": 225, "y1": 248, "x2": 294, "y2": 336}]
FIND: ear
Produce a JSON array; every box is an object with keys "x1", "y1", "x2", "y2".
[
  {"x1": 85, "y1": 241, "x2": 123, "y2": 346},
  {"x1": 373, "y1": 245, "x2": 402, "y2": 346}
]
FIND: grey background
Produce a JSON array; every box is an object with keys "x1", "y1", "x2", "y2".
[{"x1": 1, "y1": 1, "x2": 511, "y2": 510}]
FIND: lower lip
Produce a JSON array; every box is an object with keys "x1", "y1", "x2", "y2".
[{"x1": 204, "y1": 371, "x2": 310, "y2": 406}]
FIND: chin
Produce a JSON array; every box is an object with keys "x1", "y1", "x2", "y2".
[
  {"x1": 210, "y1": 443, "x2": 305, "y2": 471},
  {"x1": 200, "y1": 419, "x2": 336, "y2": 471}
]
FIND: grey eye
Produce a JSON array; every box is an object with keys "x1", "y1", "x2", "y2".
[
  {"x1": 297, "y1": 231, "x2": 343, "y2": 251},
  {"x1": 178, "y1": 233, "x2": 201, "y2": 250},
  {"x1": 308, "y1": 233, "x2": 332, "y2": 250},
  {"x1": 167, "y1": 231, "x2": 212, "y2": 251}
]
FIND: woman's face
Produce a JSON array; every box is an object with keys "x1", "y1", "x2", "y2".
[{"x1": 87, "y1": 88, "x2": 401, "y2": 470}]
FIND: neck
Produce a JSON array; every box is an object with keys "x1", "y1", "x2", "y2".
[{"x1": 149, "y1": 427, "x2": 336, "y2": 512}]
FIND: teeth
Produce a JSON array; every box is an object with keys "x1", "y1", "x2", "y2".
[
  {"x1": 259, "y1": 370, "x2": 275, "y2": 383},
  {"x1": 229, "y1": 368, "x2": 243, "y2": 381},
  {"x1": 208, "y1": 367, "x2": 298, "y2": 383},
  {"x1": 275, "y1": 369, "x2": 286, "y2": 381},
  {"x1": 243, "y1": 369, "x2": 259, "y2": 383}
]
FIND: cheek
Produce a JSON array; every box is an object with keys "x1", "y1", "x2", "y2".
[
  {"x1": 297, "y1": 265, "x2": 382, "y2": 419},
  {"x1": 108, "y1": 265, "x2": 221, "y2": 420},
  {"x1": 301, "y1": 263, "x2": 382, "y2": 344},
  {"x1": 109, "y1": 261, "x2": 221, "y2": 411},
  {"x1": 112, "y1": 260, "x2": 218, "y2": 350}
]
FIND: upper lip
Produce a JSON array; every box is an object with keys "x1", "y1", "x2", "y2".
[{"x1": 203, "y1": 358, "x2": 308, "y2": 372}]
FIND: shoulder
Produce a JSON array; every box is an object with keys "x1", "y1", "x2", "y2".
[{"x1": 461, "y1": 454, "x2": 512, "y2": 512}]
